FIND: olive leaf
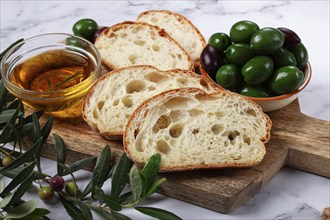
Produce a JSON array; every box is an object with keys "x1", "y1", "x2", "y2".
[
  {"x1": 111, "y1": 211, "x2": 133, "y2": 220},
  {"x1": 129, "y1": 165, "x2": 142, "y2": 202},
  {"x1": 135, "y1": 207, "x2": 182, "y2": 220},
  {"x1": 140, "y1": 154, "x2": 161, "y2": 196},
  {"x1": 18, "y1": 208, "x2": 50, "y2": 220},
  {"x1": 7, "y1": 171, "x2": 35, "y2": 207},
  {"x1": 2, "y1": 165, "x2": 47, "y2": 180},
  {"x1": 61, "y1": 156, "x2": 95, "y2": 176},
  {"x1": 0, "y1": 180, "x2": 5, "y2": 194},
  {"x1": 59, "y1": 194, "x2": 85, "y2": 220},
  {"x1": 0, "y1": 109, "x2": 18, "y2": 124},
  {"x1": 93, "y1": 194, "x2": 122, "y2": 212},
  {"x1": 53, "y1": 134, "x2": 67, "y2": 176},
  {"x1": 144, "y1": 178, "x2": 166, "y2": 198},
  {"x1": 111, "y1": 153, "x2": 133, "y2": 199},
  {"x1": 89, "y1": 206, "x2": 115, "y2": 220},
  {"x1": 40, "y1": 116, "x2": 53, "y2": 146},
  {"x1": 118, "y1": 191, "x2": 133, "y2": 206},
  {"x1": 91, "y1": 145, "x2": 111, "y2": 195},
  {"x1": 0, "y1": 80, "x2": 8, "y2": 112},
  {"x1": 23, "y1": 110, "x2": 43, "y2": 124},
  {"x1": 0, "y1": 105, "x2": 21, "y2": 143},
  {"x1": 75, "y1": 199, "x2": 93, "y2": 220},
  {"x1": 4, "y1": 199, "x2": 38, "y2": 219},
  {"x1": 0, "y1": 162, "x2": 35, "y2": 197},
  {"x1": 0, "y1": 137, "x2": 42, "y2": 174},
  {"x1": 0, "y1": 193, "x2": 14, "y2": 209}
]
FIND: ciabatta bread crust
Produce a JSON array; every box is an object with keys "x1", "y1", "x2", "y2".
[
  {"x1": 137, "y1": 10, "x2": 207, "y2": 66},
  {"x1": 82, "y1": 65, "x2": 217, "y2": 140},
  {"x1": 124, "y1": 88, "x2": 271, "y2": 172},
  {"x1": 95, "y1": 21, "x2": 194, "y2": 71}
]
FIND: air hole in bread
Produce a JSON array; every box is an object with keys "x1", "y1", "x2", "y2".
[
  {"x1": 224, "y1": 140, "x2": 229, "y2": 147},
  {"x1": 125, "y1": 114, "x2": 130, "y2": 119},
  {"x1": 214, "y1": 111, "x2": 224, "y2": 118},
  {"x1": 211, "y1": 124, "x2": 223, "y2": 135},
  {"x1": 246, "y1": 108, "x2": 257, "y2": 117},
  {"x1": 233, "y1": 156, "x2": 242, "y2": 160},
  {"x1": 152, "y1": 115, "x2": 171, "y2": 133},
  {"x1": 189, "y1": 109, "x2": 204, "y2": 117},
  {"x1": 227, "y1": 130, "x2": 240, "y2": 143},
  {"x1": 126, "y1": 80, "x2": 146, "y2": 93},
  {"x1": 128, "y1": 54, "x2": 138, "y2": 64},
  {"x1": 134, "y1": 40, "x2": 146, "y2": 46},
  {"x1": 157, "y1": 140, "x2": 170, "y2": 155},
  {"x1": 164, "y1": 97, "x2": 194, "y2": 108},
  {"x1": 169, "y1": 124, "x2": 183, "y2": 138},
  {"x1": 150, "y1": 31, "x2": 156, "y2": 40},
  {"x1": 147, "y1": 86, "x2": 156, "y2": 91},
  {"x1": 92, "y1": 109, "x2": 99, "y2": 119},
  {"x1": 177, "y1": 78, "x2": 188, "y2": 86},
  {"x1": 144, "y1": 72, "x2": 168, "y2": 83},
  {"x1": 97, "y1": 101, "x2": 104, "y2": 110},
  {"x1": 113, "y1": 99, "x2": 119, "y2": 106},
  {"x1": 169, "y1": 110, "x2": 186, "y2": 121},
  {"x1": 192, "y1": 41, "x2": 197, "y2": 49},
  {"x1": 122, "y1": 96, "x2": 133, "y2": 108},
  {"x1": 171, "y1": 61, "x2": 177, "y2": 68},
  {"x1": 177, "y1": 54, "x2": 183, "y2": 60},
  {"x1": 170, "y1": 54, "x2": 176, "y2": 59},
  {"x1": 120, "y1": 33, "x2": 127, "y2": 38},
  {"x1": 243, "y1": 134, "x2": 251, "y2": 145},
  {"x1": 109, "y1": 33, "x2": 115, "y2": 38},
  {"x1": 192, "y1": 128, "x2": 199, "y2": 134},
  {"x1": 199, "y1": 78, "x2": 210, "y2": 90},
  {"x1": 152, "y1": 44, "x2": 160, "y2": 52},
  {"x1": 151, "y1": 17, "x2": 158, "y2": 22}
]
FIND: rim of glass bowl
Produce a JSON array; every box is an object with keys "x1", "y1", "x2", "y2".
[
  {"x1": 0, "y1": 33, "x2": 101, "y2": 100},
  {"x1": 200, "y1": 62, "x2": 312, "y2": 102}
]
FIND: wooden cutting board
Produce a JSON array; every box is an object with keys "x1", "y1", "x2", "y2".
[{"x1": 28, "y1": 99, "x2": 330, "y2": 213}]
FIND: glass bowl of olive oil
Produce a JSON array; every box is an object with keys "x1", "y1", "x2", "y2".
[{"x1": 1, "y1": 33, "x2": 101, "y2": 119}]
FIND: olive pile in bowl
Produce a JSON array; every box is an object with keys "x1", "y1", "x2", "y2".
[{"x1": 200, "y1": 20, "x2": 311, "y2": 111}]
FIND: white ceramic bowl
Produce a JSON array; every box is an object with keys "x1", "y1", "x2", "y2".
[{"x1": 200, "y1": 62, "x2": 312, "y2": 112}]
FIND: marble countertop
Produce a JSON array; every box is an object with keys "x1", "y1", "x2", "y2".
[{"x1": 1, "y1": 1, "x2": 329, "y2": 219}]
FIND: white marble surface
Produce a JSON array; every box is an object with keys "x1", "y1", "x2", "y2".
[{"x1": 0, "y1": 1, "x2": 329, "y2": 219}]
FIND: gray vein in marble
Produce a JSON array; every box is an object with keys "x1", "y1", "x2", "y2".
[{"x1": 274, "y1": 203, "x2": 321, "y2": 219}]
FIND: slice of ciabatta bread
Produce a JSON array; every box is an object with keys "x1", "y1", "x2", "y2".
[
  {"x1": 82, "y1": 65, "x2": 217, "y2": 140},
  {"x1": 124, "y1": 88, "x2": 271, "y2": 171},
  {"x1": 137, "y1": 10, "x2": 207, "y2": 66},
  {"x1": 94, "y1": 21, "x2": 194, "y2": 71}
]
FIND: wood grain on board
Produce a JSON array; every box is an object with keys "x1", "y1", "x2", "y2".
[{"x1": 25, "y1": 99, "x2": 330, "y2": 213}]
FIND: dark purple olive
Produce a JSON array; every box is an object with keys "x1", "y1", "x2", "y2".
[
  {"x1": 200, "y1": 45, "x2": 222, "y2": 76},
  {"x1": 277, "y1": 27, "x2": 301, "y2": 48},
  {"x1": 92, "y1": 26, "x2": 107, "y2": 43}
]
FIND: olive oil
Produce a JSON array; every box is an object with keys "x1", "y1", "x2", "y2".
[{"x1": 9, "y1": 49, "x2": 95, "y2": 118}]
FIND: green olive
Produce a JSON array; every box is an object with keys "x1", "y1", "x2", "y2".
[
  {"x1": 289, "y1": 42, "x2": 309, "y2": 70},
  {"x1": 65, "y1": 181, "x2": 78, "y2": 196},
  {"x1": 208, "y1": 32, "x2": 231, "y2": 52},
  {"x1": 225, "y1": 43, "x2": 255, "y2": 67},
  {"x1": 72, "y1": 18, "x2": 99, "y2": 42},
  {"x1": 38, "y1": 186, "x2": 54, "y2": 202},
  {"x1": 2, "y1": 156, "x2": 13, "y2": 167},
  {"x1": 238, "y1": 84, "x2": 272, "y2": 98},
  {"x1": 251, "y1": 27, "x2": 284, "y2": 55},
  {"x1": 272, "y1": 47, "x2": 297, "y2": 68},
  {"x1": 230, "y1": 20, "x2": 260, "y2": 43},
  {"x1": 267, "y1": 65, "x2": 305, "y2": 95},
  {"x1": 215, "y1": 64, "x2": 242, "y2": 90},
  {"x1": 241, "y1": 56, "x2": 274, "y2": 85}
]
